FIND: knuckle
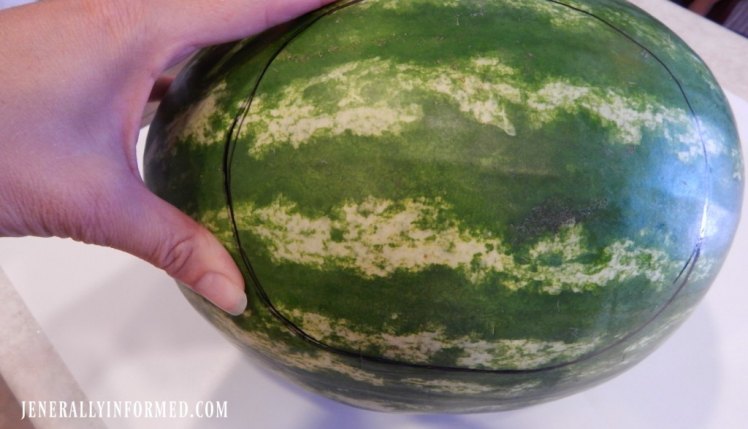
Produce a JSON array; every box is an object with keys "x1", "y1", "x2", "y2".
[{"x1": 158, "y1": 234, "x2": 198, "y2": 279}]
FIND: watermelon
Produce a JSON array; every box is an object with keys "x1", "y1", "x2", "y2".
[{"x1": 144, "y1": 0, "x2": 743, "y2": 412}]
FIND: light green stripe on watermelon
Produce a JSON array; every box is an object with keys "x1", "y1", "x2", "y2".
[
  {"x1": 356, "y1": 0, "x2": 461, "y2": 11},
  {"x1": 227, "y1": 196, "x2": 676, "y2": 294},
  {"x1": 209, "y1": 310, "x2": 388, "y2": 386},
  {"x1": 240, "y1": 55, "x2": 707, "y2": 162},
  {"x1": 163, "y1": 81, "x2": 234, "y2": 147},
  {"x1": 399, "y1": 377, "x2": 509, "y2": 395},
  {"x1": 283, "y1": 306, "x2": 602, "y2": 370}
]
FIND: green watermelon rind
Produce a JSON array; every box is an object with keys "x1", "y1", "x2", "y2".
[{"x1": 144, "y1": 0, "x2": 743, "y2": 412}]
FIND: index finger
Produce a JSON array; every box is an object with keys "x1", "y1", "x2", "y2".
[{"x1": 149, "y1": 0, "x2": 336, "y2": 62}]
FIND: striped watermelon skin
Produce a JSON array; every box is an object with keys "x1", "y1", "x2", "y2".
[{"x1": 145, "y1": 0, "x2": 743, "y2": 412}]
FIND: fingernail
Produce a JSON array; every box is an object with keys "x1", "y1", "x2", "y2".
[{"x1": 193, "y1": 273, "x2": 247, "y2": 316}]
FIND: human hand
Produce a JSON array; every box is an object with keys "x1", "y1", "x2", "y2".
[{"x1": 0, "y1": 0, "x2": 333, "y2": 315}]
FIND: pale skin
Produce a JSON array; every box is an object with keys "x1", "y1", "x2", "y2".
[
  {"x1": 0, "y1": 0, "x2": 334, "y2": 315},
  {"x1": 688, "y1": 0, "x2": 720, "y2": 16}
]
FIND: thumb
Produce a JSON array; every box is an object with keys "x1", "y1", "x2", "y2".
[{"x1": 105, "y1": 181, "x2": 247, "y2": 316}]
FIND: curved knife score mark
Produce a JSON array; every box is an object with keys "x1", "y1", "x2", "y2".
[{"x1": 217, "y1": 0, "x2": 708, "y2": 374}]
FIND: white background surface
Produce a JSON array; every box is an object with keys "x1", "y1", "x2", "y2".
[
  {"x1": 0, "y1": 0, "x2": 31, "y2": 9},
  {"x1": 1, "y1": 1, "x2": 747, "y2": 428}
]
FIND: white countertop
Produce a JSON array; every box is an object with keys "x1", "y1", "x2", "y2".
[{"x1": 1, "y1": 1, "x2": 747, "y2": 428}]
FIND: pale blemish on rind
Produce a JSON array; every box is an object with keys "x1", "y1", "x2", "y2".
[
  {"x1": 231, "y1": 196, "x2": 677, "y2": 294},
  {"x1": 242, "y1": 55, "x2": 705, "y2": 161}
]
